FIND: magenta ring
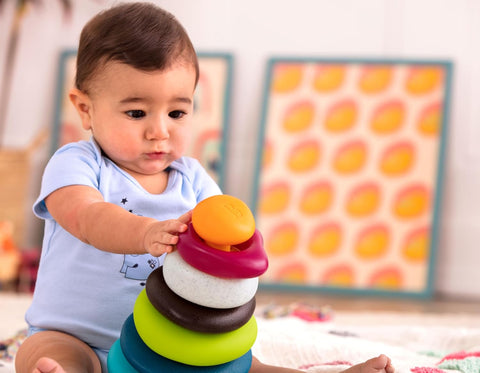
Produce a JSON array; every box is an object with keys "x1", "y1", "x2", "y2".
[{"x1": 176, "y1": 223, "x2": 268, "y2": 279}]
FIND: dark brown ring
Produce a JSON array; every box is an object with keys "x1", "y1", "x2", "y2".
[{"x1": 146, "y1": 266, "x2": 256, "y2": 333}]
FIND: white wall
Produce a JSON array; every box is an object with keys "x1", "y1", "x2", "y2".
[{"x1": 1, "y1": 0, "x2": 479, "y2": 298}]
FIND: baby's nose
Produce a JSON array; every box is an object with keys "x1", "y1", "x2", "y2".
[{"x1": 146, "y1": 119, "x2": 169, "y2": 140}]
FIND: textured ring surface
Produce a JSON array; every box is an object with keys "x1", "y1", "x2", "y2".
[
  {"x1": 107, "y1": 339, "x2": 138, "y2": 373},
  {"x1": 146, "y1": 266, "x2": 256, "y2": 332},
  {"x1": 163, "y1": 250, "x2": 258, "y2": 309}
]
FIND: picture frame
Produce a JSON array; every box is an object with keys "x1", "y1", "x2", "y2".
[{"x1": 253, "y1": 57, "x2": 453, "y2": 298}]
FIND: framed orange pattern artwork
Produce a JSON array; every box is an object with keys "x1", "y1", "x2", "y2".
[{"x1": 253, "y1": 57, "x2": 453, "y2": 298}]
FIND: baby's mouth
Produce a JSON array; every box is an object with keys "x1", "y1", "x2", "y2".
[{"x1": 146, "y1": 151, "x2": 167, "y2": 160}]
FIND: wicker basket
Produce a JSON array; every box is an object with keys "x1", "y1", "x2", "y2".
[{"x1": 0, "y1": 131, "x2": 48, "y2": 247}]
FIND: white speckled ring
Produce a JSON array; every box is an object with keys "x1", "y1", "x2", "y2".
[{"x1": 163, "y1": 251, "x2": 258, "y2": 309}]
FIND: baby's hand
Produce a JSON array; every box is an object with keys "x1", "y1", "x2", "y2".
[{"x1": 143, "y1": 211, "x2": 192, "y2": 257}]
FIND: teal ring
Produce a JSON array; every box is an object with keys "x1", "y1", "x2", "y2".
[{"x1": 107, "y1": 339, "x2": 138, "y2": 373}]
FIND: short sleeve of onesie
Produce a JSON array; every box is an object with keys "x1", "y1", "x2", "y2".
[{"x1": 33, "y1": 140, "x2": 102, "y2": 219}]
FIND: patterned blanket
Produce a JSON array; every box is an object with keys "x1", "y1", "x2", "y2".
[
  {"x1": 252, "y1": 304, "x2": 480, "y2": 373},
  {"x1": 2, "y1": 303, "x2": 480, "y2": 373}
]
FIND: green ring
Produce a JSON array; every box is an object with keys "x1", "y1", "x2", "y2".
[{"x1": 133, "y1": 289, "x2": 257, "y2": 366}]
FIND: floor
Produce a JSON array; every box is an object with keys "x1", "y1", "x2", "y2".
[
  {"x1": 2, "y1": 288, "x2": 480, "y2": 341},
  {"x1": 2, "y1": 289, "x2": 480, "y2": 373},
  {"x1": 256, "y1": 288, "x2": 480, "y2": 314}
]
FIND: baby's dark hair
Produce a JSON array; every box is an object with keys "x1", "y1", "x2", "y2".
[{"x1": 75, "y1": 2, "x2": 199, "y2": 92}]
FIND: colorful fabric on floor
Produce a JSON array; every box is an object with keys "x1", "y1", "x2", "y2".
[{"x1": 0, "y1": 329, "x2": 26, "y2": 362}]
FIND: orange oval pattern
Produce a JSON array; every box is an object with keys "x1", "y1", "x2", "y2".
[
  {"x1": 393, "y1": 184, "x2": 429, "y2": 219},
  {"x1": 266, "y1": 222, "x2": 299, "y2": 256},
  {"x1": 283, "y1": 100, "x2": 315, "y2": 132},
  {"x1": 259, "y1": 182, "x2": 291, "y2": 214},
  {"x1": 369, "y1": 267, "x2": 403, "y2": 290},
  {"x1": 313, "y1": 65, "x2": 346, "y2": 92},
  {"x1": 358, "y1": 65, "x2": 393, "y2": 94},
  {"x1": 380, "y1": 141, "x2": 415, "y2": 176},
  {"x1": 322, "y1": 264, "x2": 355, "y2": 287},
  {"x1": 308, "y1": 222, "x2": 342, "y2": 257},
  {"x1": 405, "y1": 66, "x2": 443, "y2": 95},
  {"x1": 272, "y1": 64, "x2": 304, "y2": 93},
  {"x1": 346, "y1": 182, "x2": 381, "y2": 217},
  {"x1": 276, "y1": 262, "x2": 308, "y2": 283},
  {"x1": 333, "y1": 139, "x2": 367, "y2": 174},
  {"x1": 370, "y1": 100, "x2": 405, "y2": 134},
  {"x1": 299, "y1": 181, "x2": 333, "y2": 215},
  {"x1": 287, "y1": 139, "x2": 321, "y2": 172},
  {"x1": 324, "y1": 99, "x2": 357, "y2": 132},
  {"x1": 417, "y1": 102, "x2": 442, "y2": 136},
  {"x1": 355, "y1": 223, "x2": 390, "y2": 259},
  {"x1": 402, "y1": 227, "x2": 429, "y2": 262}
]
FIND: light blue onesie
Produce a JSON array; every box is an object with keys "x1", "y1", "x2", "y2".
[{"x1": 25, "y1": 138, "x2": 221, "y2": 371}]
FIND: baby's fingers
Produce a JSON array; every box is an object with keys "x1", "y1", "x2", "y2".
[
  {"x1": 178, "y1": 210, "x2": 192, "y2": 225},
  {"x1": 164, "y1": 218, "x2": 189, "y2": 234},
  {"x1": 143, "y1": 219, "x2": 188, "y2": 256},
  {"x1": 144, "y1": 232, "x2": 179, "y2": 257},
  {"x1": 149, "y1": 241, "x2": 176, "y2": 256}
]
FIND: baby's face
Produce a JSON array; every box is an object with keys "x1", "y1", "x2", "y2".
[{"x1": 85, "y1": 61, "x2": 196, "y2": 177}]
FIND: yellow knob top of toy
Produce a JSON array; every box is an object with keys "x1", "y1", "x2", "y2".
[{"x1": 192, "y1": 195, "x2": 256, "y2": 251}]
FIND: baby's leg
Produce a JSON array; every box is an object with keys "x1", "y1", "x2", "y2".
[
  {"x1": 15, "y1": 330, "x2": 101, "y2": 373},
  {"x1": 342, "y1": 354, "x2": 394, "y2": 373}
]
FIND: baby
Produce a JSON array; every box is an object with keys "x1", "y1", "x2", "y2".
[{"x1": 15, "y1": 3, "x2": 394, "y2": 373}]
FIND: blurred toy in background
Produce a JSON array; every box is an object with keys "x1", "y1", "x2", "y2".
[
  {"x1": 0, "y1": 221, "x2": 21, "y2": 290},
  {"x1": 0, "y1": 220, "x2": 40, "y2": 293},
  {"x1": 16, "y1": 248, "x2": 40, "y2": 293}
]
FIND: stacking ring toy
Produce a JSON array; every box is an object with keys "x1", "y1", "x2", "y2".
[
  {"x1": 163, "y1": 250, "x2": 258, "y2": 309},
  {"x1": 107, "y1": 339, "x2": 138, "y2": 373},
  {"x1": 133, "y1": 289, "x2": 257, "y2": 366},
  {"x1": 177, "y1": 223, "x2": 268, "y2": 278},
  {"x1": 121, "y1": 314, "x2": 252, "y2": 373},
  {"x1": 146, "y1": 266, "x2": 256, "y2": 332},
  {"x1": 192, "y1": 195, "x2": 255, "y2": 251}
]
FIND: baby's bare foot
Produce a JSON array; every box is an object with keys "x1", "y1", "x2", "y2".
[
  {"x1": 342, "y1": 354, "x2": 394, "y2": 373},
  {"x1": 33, "y1": 357, "x2": 66, "y2": 373}
]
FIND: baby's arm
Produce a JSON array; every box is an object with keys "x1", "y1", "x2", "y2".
[{"x1": 45, "y1": 185, "x2": 190, "y2": 256}]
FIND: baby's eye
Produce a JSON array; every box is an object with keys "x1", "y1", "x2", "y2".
[
  {"x1": 125, "y1": 110, "x2": 146, "y2": 119},
  {"x1": 169, "y1": 110, "x2": 186, "y2": 119}
]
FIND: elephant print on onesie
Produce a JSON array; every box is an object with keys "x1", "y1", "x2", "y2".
[
  {"x1": 120, "y1": 254, "x2": 161, "y2": 282},
  {"x1": 119, "y1": 196, "x2": 162, "y2": 283}
]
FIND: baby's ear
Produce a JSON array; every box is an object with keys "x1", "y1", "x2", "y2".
[{"x1": 69, "y1": 88, "x2": 93, "y2": 131}]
